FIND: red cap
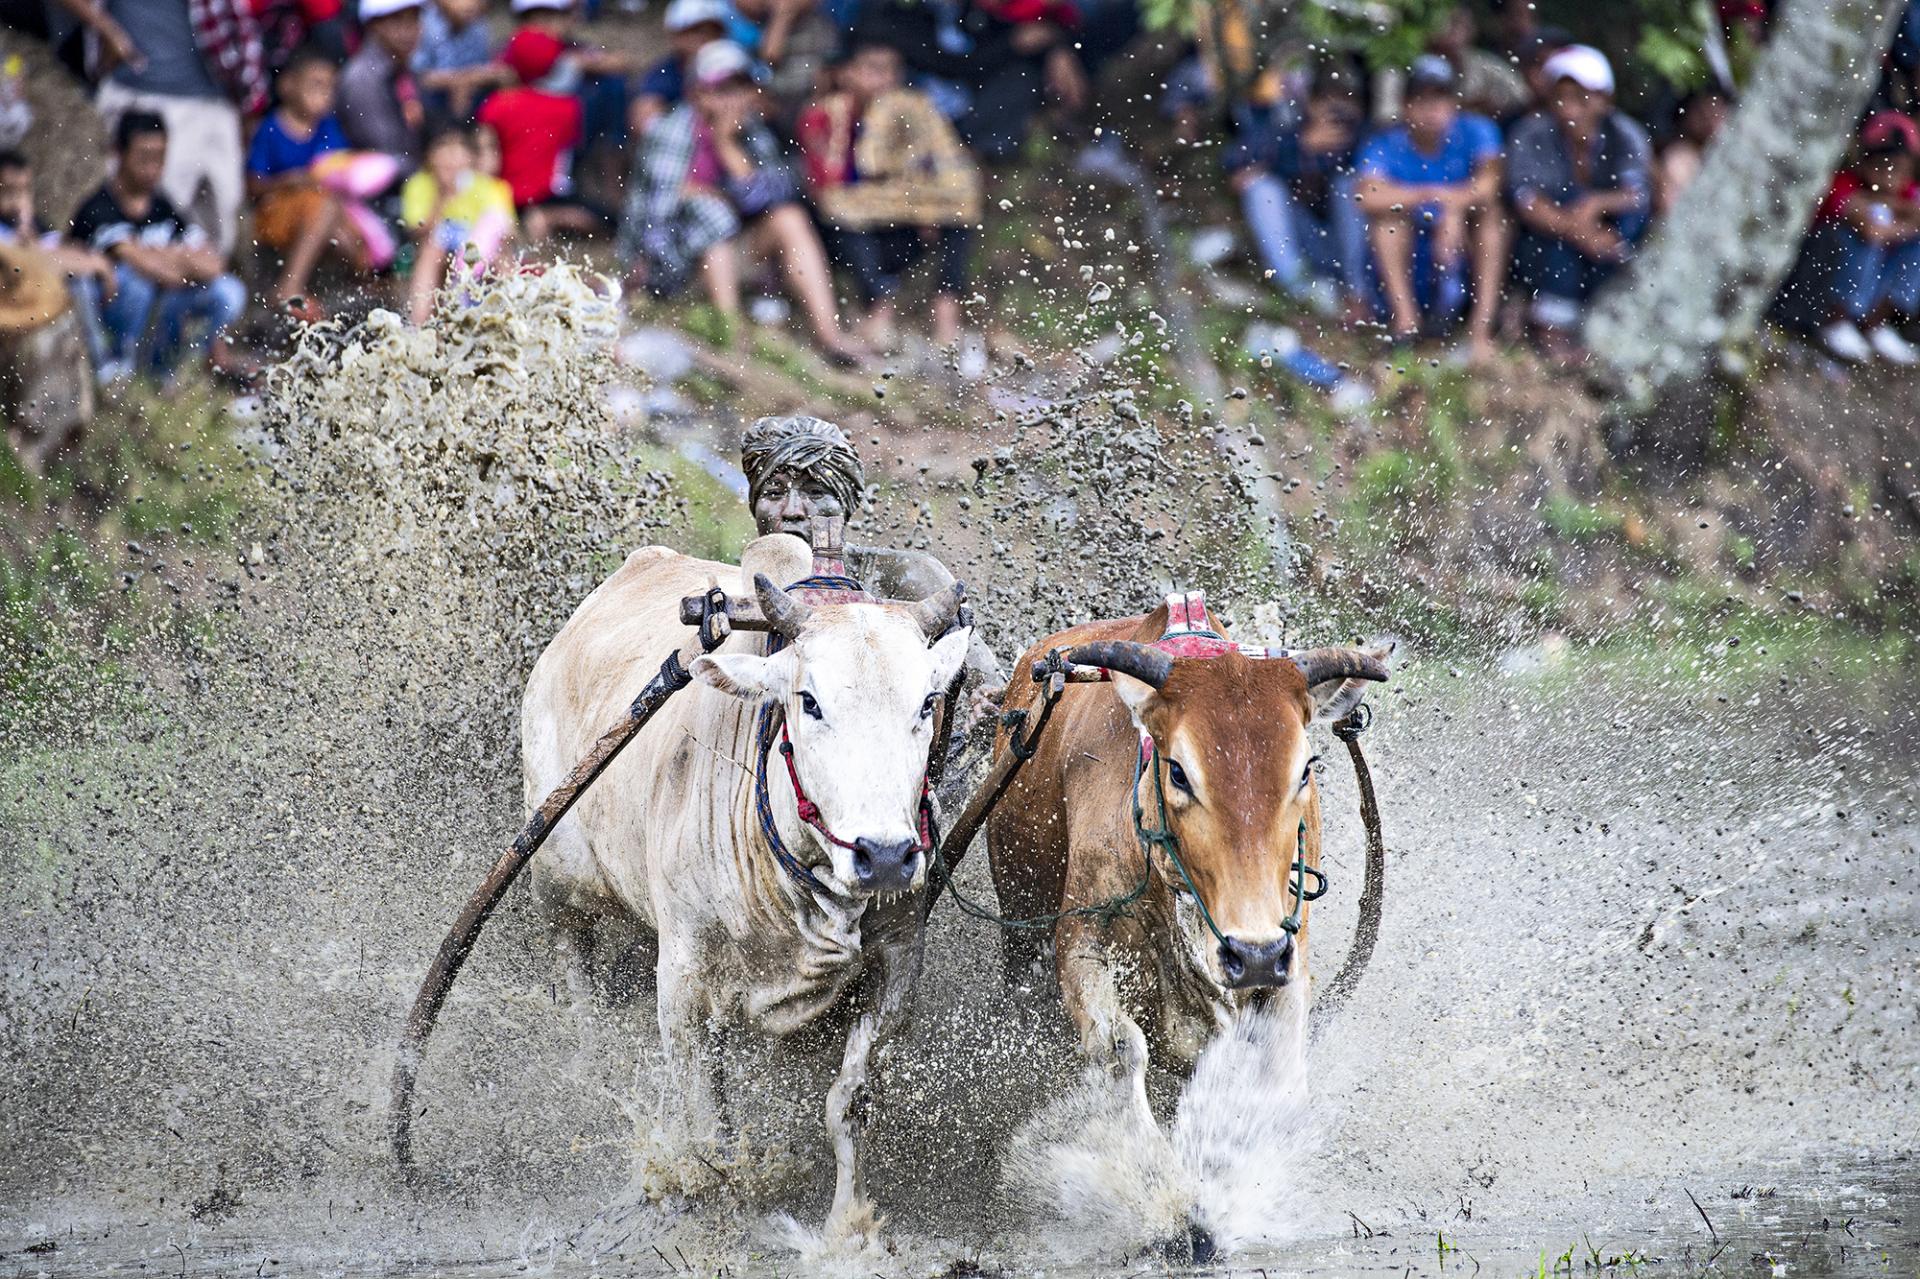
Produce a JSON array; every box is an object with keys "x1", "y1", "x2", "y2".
[
  {"x1": 501, "y1": 28, "x2": 566, "y2": 84},
  {"x1": 1862, "y1": 111, "x2": 1920, "y2": 154}
]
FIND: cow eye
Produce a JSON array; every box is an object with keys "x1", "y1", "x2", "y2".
[
  {"x1": 1167, "y1": 758, "x2": 1194, "y2": 795},
  {"x1": 799, "y1": 691, "x2": 824, "y2": 720},
  {"x1": 920, "y1": 693, "x2": 938, "y2": 720}
]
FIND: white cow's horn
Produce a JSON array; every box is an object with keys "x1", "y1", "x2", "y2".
[
  {"x1": 754, "y1": 573, "x2": 814, "y2": 639},
  {"x1": 907, "y1": 581, "x2": 966, "y2": 640}
]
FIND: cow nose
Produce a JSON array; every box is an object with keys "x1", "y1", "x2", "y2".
[
  {"x1": 1217, "y1": 934, "x2": 1294, "y2": 988},
  {"x1": 851, "y1": 837, "x2": 920, "y2": 893}
]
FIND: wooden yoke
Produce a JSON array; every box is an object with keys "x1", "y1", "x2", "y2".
[{"x1": 678, "y1": 515, "x2": 872, "y2": 632}]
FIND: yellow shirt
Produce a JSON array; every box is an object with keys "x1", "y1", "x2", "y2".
[{"x1": 400, "y1": 170, "x2": 517, "y2": 232}]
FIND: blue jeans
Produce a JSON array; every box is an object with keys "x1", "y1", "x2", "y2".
[
  {"x1": 75, "y1": 263, "x2": 247, "y2": 377},
  {"x1": 1514, "y1": 208, "x2": 1650, "y2": 329},
  {"x1": 1826, "y1": 225, "x2": 1920, "y2": 321},
  {"x1": 1240, "y1": 171, "x2": 1368, "y2": 300}
]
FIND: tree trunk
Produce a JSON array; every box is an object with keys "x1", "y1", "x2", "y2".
[{"x1": 1586, "y1": 0, "x2": 1906, "y2": 404}]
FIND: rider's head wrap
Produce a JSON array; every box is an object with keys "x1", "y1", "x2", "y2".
[{"x1": 741, "y1": 415, "x2": 866, "y2": 515}]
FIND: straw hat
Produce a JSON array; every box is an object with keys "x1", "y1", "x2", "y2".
[{"x1": 0, "y1": 240, "x2": 68, "y2": 335}]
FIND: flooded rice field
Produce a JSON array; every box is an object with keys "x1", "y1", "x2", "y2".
[{"x1": 3, "y1": 272, "x2": 1915, "y2": 1276}]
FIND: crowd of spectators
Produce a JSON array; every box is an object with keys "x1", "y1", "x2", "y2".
[{"x1": 1, "y1": 0, "x2": 1918, "y2": 389}]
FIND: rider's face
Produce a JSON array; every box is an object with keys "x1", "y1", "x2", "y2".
[{"x1": 753, "y1": 468, "x2": 845, "y2": 538}]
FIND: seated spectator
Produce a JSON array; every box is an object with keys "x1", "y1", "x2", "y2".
[
  {"x1": 1810, "y1": 117, "x2": 1920, "y2": 365},
  {"x1": 66, "y1": 112, "x2": 251, "y2": 385},
  {"x1": 1506, "y1": 45, "x2": 1652, "y2": 358},
  {"x1": 413, "y1": 0, "x2": 512, "y2": 122},
  {"x1": 630, "y1": 0, "x2": 733, "y2": 140},
  {"x1": 508, "y1": 0, "x2": 642, "y2": 193},
  {"x1": 400, "y1": 123, "x2": 517, "y2": 322},
  {"x1": 732, "y1": 0, "x2": 837, "y2": 112},
  {"x1": 1355, "y1": 55, "x2": 1507, "y2": 361},
  {"x1": 1223, "y1": 79, "x2": 1368, "y2": 317},
  {"x1": 1656, "y1": 87, "x2": 1732, "y2": 213},
  {"x1": 1428, "y1": 7, "x2": 1531, "y2": 122},
  {"x1": 850, "y1": 0, "x2": 1086, "y2": 163},
  {"x1": 1, "y1": 148, "x2": 116, "y2": 368},
  {"x1": 477, "y1": 30, "x2": 611, "y2": 240},
  {"x1": 796, "y1": 40, "x2": 982, "y2": 350},
  {"x1": 248, "y1": 46, "x2": 360, "y2": 316},
  {"x1": 619, "y1": 40, "x2": 864, "y2": 365},
  {"x1": 340, "y1": 0, "x2": 427, "y2": 167}
]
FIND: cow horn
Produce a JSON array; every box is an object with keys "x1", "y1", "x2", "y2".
[
  {"x1": 753, "y1": 573, "x2": 813, "y2": 639},
  {"x1": 1067, "y1": 641, "x2": 1173, "y2": 689},
  {"x1": 1289, "y1": 647, "x2": 1390, "y2": 687},
  {"x1": 907, "y1": 581, "x2": 966, "y2": 640}
]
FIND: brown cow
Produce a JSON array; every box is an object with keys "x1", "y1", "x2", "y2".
[{"x1": 987, "y1": 595, "x2": 1391, "y2": 1118}]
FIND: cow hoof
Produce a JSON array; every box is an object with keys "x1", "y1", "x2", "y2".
[
  {"x1": 823, "y1": 1198, "x2": 885, "y2": 1251},
  {"x1": 1157, "y1": 1220, "x2": 1217, "y2": 1267},
  {"x1": 1189, "y1": 1220, "x2": 1218, "y2": 1265}
]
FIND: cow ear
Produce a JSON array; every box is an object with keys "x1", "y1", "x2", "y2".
[
  {"x1": 692, "y1": 649, "x2": 795, "y2": 702},
  {"x1": 926, "y1": 626, "x2": 970, "y2": 691},
  {"x1": 1110, "y1": 671, "x2": 1159, "y2": 733},
  {"x1": 1308, "y1": 636, "x2": 1398, "y2": 725}
]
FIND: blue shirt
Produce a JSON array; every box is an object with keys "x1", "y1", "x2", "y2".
[
  {"x1": 1356, "y1": 113, "x2": 1501, "y2": 188},
  {"x1": 248, "y1": 113, "x2": 348, "y2": 178},
  {"x1": 639, "y1": 56, "x2": 685, "y2": 104},
  {"x1": 414, "y1": 2, "x2": 496, "y2": 74}
]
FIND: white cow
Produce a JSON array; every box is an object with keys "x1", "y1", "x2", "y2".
[{"x1": 521, "y1": 533, "x2": 969, "y2": 1241}]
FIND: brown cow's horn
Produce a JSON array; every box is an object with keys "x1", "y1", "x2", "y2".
[
  {"x1": 754, "y1": 573, "x2": 813, "y2": 639},
  {"x1": 1068, "y1": 641, "x2": 1173, "y2": 689},
  {"x1": 907, "y1": 581, "x2": 966, "y2": 640},
  {"x1": 1289, "y1": 647, "x2": 1390, "y2": 687}
]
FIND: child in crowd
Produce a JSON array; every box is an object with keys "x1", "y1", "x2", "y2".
[
  {"x1": 1224, "y1": 77, "x2": 1369, "y2": 318},
  {"x1": 400, "y1": 124, "x2": 517, "y2": 322},
  {"x1": 477, "y1": 29, "x2": 610, "y2": 241},
  {"x1": 413, "y1": 0, "x2": 512, "y2": 121},
  {"x1": 1354, "y1": 55, "x2": 1507, "y2": 361},
  {"x1": 68, "y1": 113, "x2": 252, "y2": 385},
  {"x1": 1505, "y1": 45, "x2": 1652, "y2": 358},
  {"x1": 620, "y1": 40, "x2": 864, "y2": 365},
  {"x1": 341, "y1": 0, "x2": 428, "y2": 165},
  {"x1": 630, "y1": 0, "x2": 733, "y2": 140},
  {"x1": 1656, "y1": 87, "x2": 1732, "y2": 213},
  {"x1": 797, "y1": 39, "x2": 981, "y2": 351},
  {"x1": 248, "y1": 46, "x2": 359, "y2": 318},
  {"x1": 1, "y1": 148, "x2": 116, "y2": 368},
  {"x1": 1812, "y1": 117, "x2": 1920, "y2": 365}
]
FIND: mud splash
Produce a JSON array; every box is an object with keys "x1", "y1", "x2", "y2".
[{"x1": 3, "y1": 270, "x2": 1917, "y2": 1276}]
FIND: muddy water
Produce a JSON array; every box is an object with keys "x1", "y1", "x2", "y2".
[{"x1": 3, "y1": 274, "x2": 1916, "y2": 1276}]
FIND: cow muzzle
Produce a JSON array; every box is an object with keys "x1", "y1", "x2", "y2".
[
  {"x1": 1217, "y1": 933, "x2": 1295, "y2": 989},
  {"x1": 851, "y1": 836, "x2": 921, "y2": 894}
]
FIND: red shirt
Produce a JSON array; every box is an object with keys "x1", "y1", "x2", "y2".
[
  {"x1": 1818, "y1": 170, "x2": 1920, "y2": 223},
  {"x1": 477, "y1": 87, "x2": 584, "y2": 206}
]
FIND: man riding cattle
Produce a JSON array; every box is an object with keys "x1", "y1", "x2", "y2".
[
  {"x1": 740, "y1": 413, "x2": 1004, "y2": 798},
  {"x1": 987, "y1": 592, "x2": 1392, "y2": 1125}
]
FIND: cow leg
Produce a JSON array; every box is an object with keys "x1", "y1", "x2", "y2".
[
  {"x1": 1056, "y1": 920, "x2": 1155, "y2": 1131},
  {"x1": 645, "y1": 932, "x2": 726, "y2": 1197},
  {"x1": 823, "y1": 941, "x2": 919, "y2": 1245}
]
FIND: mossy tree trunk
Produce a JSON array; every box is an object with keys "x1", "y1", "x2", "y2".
[{"x1": 1586, "y1": 0, "x2": 1907, "y2": 403}]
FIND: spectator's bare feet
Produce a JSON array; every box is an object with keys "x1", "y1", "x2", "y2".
[
  {"x1": 1464, "y1": 332, "x2": 1498, "y2": 366},
  {"x1": 209, "y1": 341, "x2": 265, "y2": 389},
  {"x1": 277, "y1": 293, "x2": 326, "y2": 325},
  {"x1": 858, "y1": 304, "x2": 900, "y2": 352},
  {"x1": 1534, "y1": 325, "x2": 1586, "y2": 369}
]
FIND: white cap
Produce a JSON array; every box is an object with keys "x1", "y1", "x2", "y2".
[
  {"x1": 1542, "y1": 44, "x2": 1614, "y2": 95},
  {"x1": 691, "y1": 38, "x2": 752, "y2": 86},
  {"x1": 510, "y1": 0, "x2": 575, "y2": 11},
  {"x1": 664, "y1": 0, "x2": 731, "y2": 31},
  {"x1": 360, "y1": 0, "x2": 424, "y2": 18}
]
